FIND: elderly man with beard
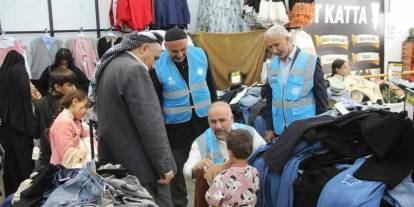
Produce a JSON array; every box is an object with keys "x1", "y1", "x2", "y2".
[
  {"x1": 183, "y1": 101, "x2": 266, "y2": 178},
  {"x1": 263, "y1": 24, "x2": 328, "y2": 141},
  {"x1": 90, "y1": 31, "x2": 176, "y2": 207}
]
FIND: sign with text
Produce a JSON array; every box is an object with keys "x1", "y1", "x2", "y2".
[{"x1": 305, "y1": 0, "x2": 385, "y2": 75}]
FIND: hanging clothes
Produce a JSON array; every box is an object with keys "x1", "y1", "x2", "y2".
[
  {"x1": 291, "y1": 29, "x2": 317, "y2": 55},
  {"x1": 287, "y1": 0, "x2": 315, "y2": 28},
  {"x1": 0, "y1": 36, "x2": 31, "y2": 78},
  {"x1": 69, "y1": 36, "x2": 98, "y2": 80},
  {"x1": 327, "y1": 74, "x2": 384, "y2": 103},
  {"x1": 244, "y1": 0, "x2": 262, "y2": 13},
  {"x1": 256, "y1": 0, "x2": 289, "y2": 28},
  {"x1": 243, "y1": 3, "x2": 259, "y2": 27},
  {"x1": 30, "y1": 37, "x2": 63, "y2": 80},
  {"x1": 197, "y1": 0, "x2": 245, "y2": 33},
  {"x1": 110, "y1": 0, "x2": 153, "y2": 31},
  {"x1": 97, "y1": 36, "x2": 122, "y2": 58},
  {"x1": 154, "y1": 0, "x2": 191, "y2": 29},
  {"x1": 192, "y1": 30, "x2": 267, "y2": 90},
  {"x1": 0, "y1": 51, "x2": 35, "y2": 196}
]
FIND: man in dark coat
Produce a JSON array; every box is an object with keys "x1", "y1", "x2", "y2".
[{"x1": 91, "y1": 31, "x2": 176, "y2": 207}]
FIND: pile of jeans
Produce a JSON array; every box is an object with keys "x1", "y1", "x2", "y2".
[{"x1": 10, "y1": 162, "x2": 158, "y2": 207}]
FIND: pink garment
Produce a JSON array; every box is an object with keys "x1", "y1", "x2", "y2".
[
  {"x1": 205, "y1": 165, "x2": 259, "y2": 207},
  {"x1": 0, "y1": 40, "x2": 26, "y2": 65},
  {"x1": 71, "y1": 37, "x2": 98, "y2": 80},
  {"x1": 49, "y1": 109, "x2": 88, "y2": 165}
]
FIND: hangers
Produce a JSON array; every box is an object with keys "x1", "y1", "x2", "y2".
[
  {"x1": 0, "y1": 20, "x2": 6, "y2": 40},
  {"x1": 105, "y1": 27, "x2": 116, "y2": 38},
  {"x1": 78, "y1": 26, "x2": 86, "y2": 38},
  {"x1": 43, "y1": 28, "x2": 51, "y2": 38},
  {"x1": 0, "y1": 22, "x2": 11, "y2": 41}
]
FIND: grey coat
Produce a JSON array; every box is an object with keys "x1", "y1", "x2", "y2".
[{"x1": 96, "y1": 52, "x2": 176, "y2": 184}]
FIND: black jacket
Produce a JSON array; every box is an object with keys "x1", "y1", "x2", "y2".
[
  {"x1": 33, "y1": 94, "x2": 61, "y2": 170},
  {"x1": 263, "y1": 110, "x2": 414, "y2": 188}
]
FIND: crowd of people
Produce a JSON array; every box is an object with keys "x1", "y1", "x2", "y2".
[{"x1": 0, "y1": 25, "x2": 330, "y2": 206}]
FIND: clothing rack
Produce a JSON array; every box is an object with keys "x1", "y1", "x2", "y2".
[
  {"x1": 0, "y1": 0, "x2": 103, "y2": 37},
  {"x1": 1, "y1": 29, "x2": 104, "y2": 35}
]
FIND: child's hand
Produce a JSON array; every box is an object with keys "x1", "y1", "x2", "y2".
[{"x1": 204, "y1": 161, "x2": 231, "y2": 184}]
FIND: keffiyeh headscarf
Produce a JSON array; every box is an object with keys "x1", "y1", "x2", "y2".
[{"x1": 88, "y1": 31, "x2": 162, "y2": 121}]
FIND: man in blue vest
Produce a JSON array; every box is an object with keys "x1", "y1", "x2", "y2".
[
  {"x1": 150, "y1": 28, "x2": 217, "y2": 207},
  {"x1": 264, "y1": 24, "x2": 328, "y2": 141},
  {"x1": 183, "y1": 101, "x2": 266, "y2": 178}
]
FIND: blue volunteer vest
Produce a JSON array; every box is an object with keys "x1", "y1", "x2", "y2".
[
  {"x1": 317, "y1": 158, "x2": 386, "y2": 207},
  {"x1": 267, "y1": 50, "x2": 317, "y2": 135},
  {"x1": 196, "y1": 123, "x2": 254, "y2": 164},
  {"x1": 155, "y1": 46, "x2": 211, "y2": 124}
]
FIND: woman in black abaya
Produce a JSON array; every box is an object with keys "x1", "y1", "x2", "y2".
[{"x1": 0, "y1": 50, "x2": 35, "y2": 196}]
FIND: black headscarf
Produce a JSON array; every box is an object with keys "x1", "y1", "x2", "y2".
[{"x1": 0, "y1": 50, "x2": 34, "y2": 135}]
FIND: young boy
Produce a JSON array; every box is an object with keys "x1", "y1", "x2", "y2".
[
  {"x1": 205, "y1": 129, "x2": 259, "y2": 207},
  {"x1": 33, "y1": 66, "x2": 77, "y2": 170}
]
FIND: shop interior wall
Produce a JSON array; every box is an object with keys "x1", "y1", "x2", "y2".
[
  {"x1": 0, "y1": 0, "x2": 201, "y2": 64},
  {"x1": 384, "y1": 0, "x2": 414, "y2": 68}
]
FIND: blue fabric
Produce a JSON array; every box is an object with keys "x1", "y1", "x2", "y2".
[
  {"x1": 239, "y1": 106, "x2": 267, "y2": 137},
  {"x1": 41, "y1": 36, "x2": 55, "y2": 50},
  {"x1": 154, "y1": 0, "x2": 190, "y2": 28},
  {"x1": 42, "y1": 168, "x2": 80, "y2": 204},
  {"x1": 248, "y1": 139, "x2": 321, "y2": 207},
  {"x1": 240, "y1": 106, "x2": 249, "y2": 124},
  {"x1": 42, "y1": 162, "x2": 104, "y2": 207},
  {"x1": 199, "y1": 123, "x2": 248, "y2": 164},
  {"x1": 382, "y1": 194, "x2": 401, "y2": 207},
  {"x1": 388, "y1": 176, "x2": 414, "y2": 207},
  {"x1": 0, "y1": 194, "x2": 13, "y2": 207},
  {"x1": 276, "y1": 142, "x2": 324, "y2": 207},
  {"x1": 155, "y1": 45, "x2": 210, "y2": 124},
  {"x1": 248, "y1": 138, "x2": 281, "y2": 207},
  {"x1": 317, "y1": 158, "x2": 386, "y2": 207},
  {"x1": 239, "y1": 87, "x2": 262, "y2": 107},
  {"x1": 268, "y1": 50, "x2": 317, "y2": 135},
  {"x1": 204, "y1": 129, "x2": 226, "y2": 164},
  {"x1": 253, "y1": 115, "x2": 266, "y2": 137}
]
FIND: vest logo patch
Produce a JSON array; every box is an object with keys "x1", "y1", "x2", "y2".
[
  {"x1": 168, "y1": 76, "x2": 176, "y2": 85},
  {"x1": 291, "y1": 87, "x2": 300, "y2": 95},
  {"x1": 197, "y1": 67, "x2": 204, "y2": 76},
  {"x1": 341, "y1": 174, "x2": 362, "y2": 186}
]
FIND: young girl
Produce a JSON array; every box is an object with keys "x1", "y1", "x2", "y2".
[
  {"x1": 34, "y1": 66, "x2": 77, "y2": 170},
  {"x1": 48, "y1": 89, "x2": 89, "y2": 166},
  {"x1": 205, "y1": 129, "x2": 259, "y2": 207}
]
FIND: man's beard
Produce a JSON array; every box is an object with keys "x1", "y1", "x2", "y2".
[
  {"x1": 214, "y1": 130, "x2": 229, "y2": 141},
  {"x1": 173, "y1": 57, "x2": 186, "y2": 63}
]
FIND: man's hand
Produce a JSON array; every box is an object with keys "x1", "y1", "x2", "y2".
[
  {"x1": 158, "y1": 171, "x2": 175, "y2": 185},
  {"x1": 204, "y1": 160, "x2": 231, "y2": 184},
  {"x1": 265, "y1": 130, "x2": 276, "y2": 142},
  {"x1": 191, "y1": 159, "x2": 213, "y2": 178}
]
